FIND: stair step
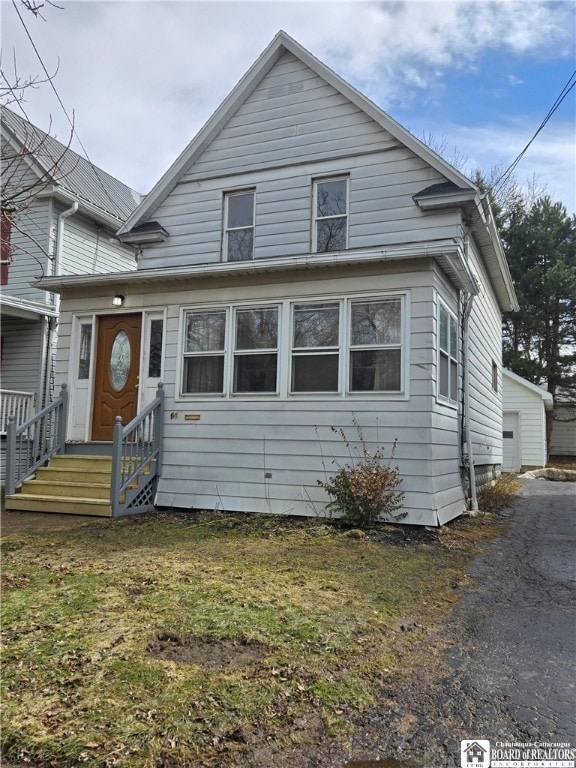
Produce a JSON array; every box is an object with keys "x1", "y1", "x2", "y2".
[
  {"x1": 4, "y1": 494, "x2": 112, "y2": 516},
  {"x1": 50, "y1": 455, "x2": 112, "y2": 470},
  {"x1": 20, "y1": 480, "x2": 111, "y2": 500},
  {"x1": 36, "y1": 467, "x2": 112, "y2": 483}
]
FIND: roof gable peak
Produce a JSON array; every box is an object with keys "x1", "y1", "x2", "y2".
[{"x1": 119, "y1": 31, "x2": 476, "y2": 235}]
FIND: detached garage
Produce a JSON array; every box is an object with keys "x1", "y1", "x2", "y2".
[{"x1": 502, "y1": 369, "x2": 553, "y2": 471}]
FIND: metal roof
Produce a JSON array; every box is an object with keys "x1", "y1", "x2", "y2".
[{"x1": 1, "y1": 107, "x2": 142, "y2": 223}]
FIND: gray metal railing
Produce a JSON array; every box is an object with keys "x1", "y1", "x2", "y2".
[
  {"x1": 5, "y1": 384, "x2": 69, "y2": 495},
  {"x1": 110, "y1": 383, "x2": 164, "y2": 516}
]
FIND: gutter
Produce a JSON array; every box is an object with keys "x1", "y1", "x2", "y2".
[
  {"x1": 461, "y1": 229, "x2": 480, "y2": 513},
  {"x1": 37, "y1": 186, "x2": 125, "y2": 232},
  {"x1": 34, "y1": 239, "x2": 472, "y2": 293}
]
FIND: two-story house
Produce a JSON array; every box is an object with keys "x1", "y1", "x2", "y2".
[
  {"x1": 1, "y1": 108, "x2": 141, "y2": 483},
  {"x1": 5, "y1": 32, "x2": 518, "y2": 525}
]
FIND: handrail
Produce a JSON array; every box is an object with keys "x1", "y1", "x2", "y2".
[
  {"x1": 110, "y1": 383, "x2": 164, "y2": 516},
  {"x1": 5, "y1": 384, "x2": 69, "y2": 495}
]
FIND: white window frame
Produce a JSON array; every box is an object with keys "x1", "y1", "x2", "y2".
[
  {"x1": 182, "y1": 308, "x2": 229, "y2": 395},
  {"x1": 290, "y1": 301, "x2": 342, "y2": 394},
  {"x1": 232, "y1": 305, "x2": 280, "y2": 395},
  {"x1": 438, "y1": 302, "x2": 458, "y2": 405},
  {"x1": 348, "y1": 297, "x2": 403, "y2": 394},
  {"x1": 223, "y1": 189, "x2": 255, "y2": 262},
  {"x1": 312, "y1": 176, "x2": 349, "y2": 253},
  {"x1": 176, "y1": 292, "x2": 408, "y2": 401}
]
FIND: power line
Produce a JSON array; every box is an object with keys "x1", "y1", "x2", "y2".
[
  {"x1": 10, "y1": 0, "x2": 125, "y2": 218},
  {"x1": 493, "y1": 69, "x2": 576, "y2": 193}
]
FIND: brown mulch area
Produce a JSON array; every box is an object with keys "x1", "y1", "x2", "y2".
[{"x1": 547, "y1": 455, "x2": 576, "y2": 471}]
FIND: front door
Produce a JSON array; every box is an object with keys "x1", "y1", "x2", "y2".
[{"x1": 92, "y1": 314, "x2": 142, "y2": 441}]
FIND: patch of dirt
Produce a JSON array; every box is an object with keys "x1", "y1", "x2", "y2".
[
  {"x1": 147, "y1": 631, "x2": 268, "y2": 670},
  {"x1": 547, "y1": 455, "x2": 576, "y2": 471}
]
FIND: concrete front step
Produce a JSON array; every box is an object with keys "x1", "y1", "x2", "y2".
[{"x1": 4, "y1": 494, "x2": 112, "y2": 516}]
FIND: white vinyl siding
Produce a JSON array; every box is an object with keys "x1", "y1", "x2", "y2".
[
  {"x1": 58, "y1": 207, "x2": 135, "y2": 275},
  {"x1": 141, "y1": 51, "x2": 458, "y2": 272},
  {"x1": 55, "y1": 264, "x2": 469, "y2": 526},
  {"x1": 502, "y1": 371, "x2": 551, "y2": 468}
]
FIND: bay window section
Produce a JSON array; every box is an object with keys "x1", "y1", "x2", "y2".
[
  {"x1": 439, "y1": 304, "x2": 458, "y2": 403},
  {"x1": 234, "y1": 307, "x2": 278, "y2": 393},
  {"x1": 349, "y1": 298, "x2": 402, "y2": 392},
  {"x1": 183, "y1": 311, "x2": 226, "y2": 394},
  {"x1": 314, "y1": 177, "x2": 348, "y2": 253},
  {"x1": 224, "y1": 190, "x2": 254, "y2": 262},
  {"x1": 291, "y1": 303, "x2": 340, "y2": 392}
]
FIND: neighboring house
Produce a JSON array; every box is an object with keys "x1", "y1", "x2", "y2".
[
  {"x1": 502, "y1": 369, "x2": 553, "y2": 471},
  {"x1": 549, "y1": 398, "x2": 576, "y2": 457},
  {"x1": 0, "y1": 108, "x2": 141, "y2": 482},
  {"x1": 7, "y1": 32, "x2": 518, "y2": 525}
]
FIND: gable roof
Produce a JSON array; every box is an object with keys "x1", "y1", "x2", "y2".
[
  {"x1": 503, "y1": 369, "x2": 554, "y2": 409},
  {"x1": 1, "y1": 107, "x2": 142, "y2": 224},
  {"x1": 118, "y1": 30, "x2": 478, "y2": 236}
]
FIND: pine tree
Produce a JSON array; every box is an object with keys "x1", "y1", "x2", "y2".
[{"x1": 501, "y1": 196, "x2": 576, "y2": 440}]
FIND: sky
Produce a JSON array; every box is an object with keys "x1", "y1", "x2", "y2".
[{"x1": 2, "y1": 0, "x2": 575, "y2": 213}]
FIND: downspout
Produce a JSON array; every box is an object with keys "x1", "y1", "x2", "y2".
[
  {"x1": 43, "y1": 200, "x2": 77, "y2": 409},
  {"x1": 462, "y1": 292, "x2": 478, "y2": 513},
  {"x1": 54, "y1": 201, "x2": 79, "y2": 307},
  {"x1": 461, "y1": 227, "x2": 479, "y2": 513}
]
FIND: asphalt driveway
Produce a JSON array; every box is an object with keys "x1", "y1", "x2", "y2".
[{"x1": 337, "y1": 476, "x2": 576, "y2": 767}]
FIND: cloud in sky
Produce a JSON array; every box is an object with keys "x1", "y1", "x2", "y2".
[{"x1": 2, "y1": 0, "x2": 575, "y2": 211}]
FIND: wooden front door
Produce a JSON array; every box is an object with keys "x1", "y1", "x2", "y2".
[{"x1": 92, "y1": 314, "x2": 142, "y2": 441}]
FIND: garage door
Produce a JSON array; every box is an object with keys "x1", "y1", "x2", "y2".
[{"x1": 503, "y1": 412, "x2": 520, "y2": 471}]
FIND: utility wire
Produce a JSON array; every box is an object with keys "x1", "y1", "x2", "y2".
[
  {"x1": 11, "y1": 0, "x2": 126, "y2": 218},
  {"x1": 493, "y1": 69, "x2": 576, "y2": 193}
]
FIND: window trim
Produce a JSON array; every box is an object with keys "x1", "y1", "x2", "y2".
[
  {"x1": 438, "y1": 302, "x2": 458, "y2": 405},
  {"x1": 348, "y1": 297, "x2": 403, "y2": 394},
  {"x1": 312, "y1": 176, "x2": 349, "y2": 253},
  {"x1": 176, "y1": 292, "x2": 409, "y2": 402},
  {"x1": 182, "y1": 308, "x2": 229, "y2": 395},
  {"x1": 223, "y1": 189, "x2": 255, "y2": 262},
  {"x1": 232, "y1": 305, "x2": 280, "y2": 395},
  {"x1": 290, "y1": 300, "x2": 342, "y2": 394}
]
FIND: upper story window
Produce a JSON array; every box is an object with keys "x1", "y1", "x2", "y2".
[
  {"x1": 439, "y1": 303, "x2": 458, "y2": 403},
  {"x1": 224, "y1": 190, "x2": 254, "y2": 262},
  {"x1": 349, "y1": 298, "x2": 402, "y2": 392},
  {"x1": 313, "y1": 177, "x2": 348, "y2": 253}
]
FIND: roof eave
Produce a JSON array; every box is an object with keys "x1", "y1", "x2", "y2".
[
  {"x1": 34, "y1": 240, "x2": 470, "y2": 294},
  {"x1": 36, "y1": 186, "x2": 126, "y2": 231}
]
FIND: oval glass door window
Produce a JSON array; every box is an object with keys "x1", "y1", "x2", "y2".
[{"x1": 109, "y1": 330, "x2": 131, "y2": 391}]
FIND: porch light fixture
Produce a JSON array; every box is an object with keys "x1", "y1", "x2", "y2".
[{"x1": 112, "y1": 293, "x2": 125, "y2": 307}]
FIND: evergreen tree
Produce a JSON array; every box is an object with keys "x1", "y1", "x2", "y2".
[{"x1": 501, "y1": 196, "x2": 576, "y2": 438}]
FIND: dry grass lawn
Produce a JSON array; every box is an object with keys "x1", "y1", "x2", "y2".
[{"x1": 1, "y1": 509, "x2": 509, "y2": 767}]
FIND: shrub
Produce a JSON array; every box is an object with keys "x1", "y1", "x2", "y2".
[
  {"x1": 477, "y1": 475, "x2": 522, "y2": 514},
  {"x1": 317, "y1": 423, "x2": 406, "y2": 527}
]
